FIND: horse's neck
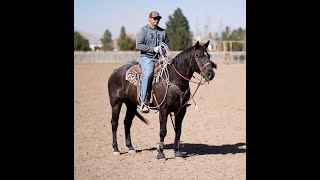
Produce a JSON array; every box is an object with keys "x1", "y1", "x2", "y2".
[{"x1": 169, "y1": 59, "x2": 193, "y2": 92}]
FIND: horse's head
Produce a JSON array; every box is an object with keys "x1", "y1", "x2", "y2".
[{"x1": 191, "y1": 40, "x2": 217, "y2": 81}]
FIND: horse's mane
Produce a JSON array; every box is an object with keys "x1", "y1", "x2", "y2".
[{"x1": 171, "y1": 46, "x2": 194, "y2": 67}]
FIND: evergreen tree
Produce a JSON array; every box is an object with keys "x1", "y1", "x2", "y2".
[
  {"x1": 74, "y1": 31, "x2": 91, "y2": 51},
  {"x1": 117, "y1": 26, "x2": 136, "y2": 51},
  {"x1": 166, "y1": 8, "x2": 192, "y2": 51},
  {"x1": 100, "y1": 29, "x2": 113, "y2": 51}
]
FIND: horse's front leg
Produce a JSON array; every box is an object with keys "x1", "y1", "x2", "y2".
[
  {"x1": 157, "y1": 110, "x2": 168, "y2": 160},
  {"x1": 173, "y1": 107, "x2": 187, "y2": 158}
]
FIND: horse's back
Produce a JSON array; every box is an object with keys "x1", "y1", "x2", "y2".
[{"x1": 109, "y1": 64, "x2": 133, "y2": 79}]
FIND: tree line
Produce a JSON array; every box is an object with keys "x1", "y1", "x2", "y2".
[{"x1": 74, "y1": 8, "x2": 245, "y2": 51}]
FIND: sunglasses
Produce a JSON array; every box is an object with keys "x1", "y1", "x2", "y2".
[{"x1": 153, "y1": 17, "x2": 161, "y2": 21}]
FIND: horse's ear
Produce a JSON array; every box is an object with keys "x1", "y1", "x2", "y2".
[
  {"x1": 203, "y1": 40, "x2": 210, "y2": 49},
  {"x1": 204, "y1": 40, "x2": 210, "y2": 49},
  {"x1": 194, "y1": 41, "x2": 200, "y2": 50}
]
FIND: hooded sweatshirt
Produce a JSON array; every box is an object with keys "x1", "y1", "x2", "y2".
[{"x1": 136, "y1": 24, "x2": 170, "y2": 59}]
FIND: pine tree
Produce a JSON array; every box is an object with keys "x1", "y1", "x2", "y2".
[
  {"x1": 166, "y1": 8, "x2": 192, "y2": 51},
  {"x1": 100, "y1": 29, "x2": 113, "y2": 51},
  {"x1": 117, "y1": 26, "x2": 136, "y2": 51},
  {"x1": 74, "y1": 31, "x2": 91, "y2": 51}
]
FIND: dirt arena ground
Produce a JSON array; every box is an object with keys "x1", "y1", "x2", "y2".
[{"x1": 74, "y1": 62, "x2": 246, "y2": 180}]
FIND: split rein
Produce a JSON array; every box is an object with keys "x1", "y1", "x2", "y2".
[{"x1": 171, "y1": 62, "x2": 210, "y2": 85}]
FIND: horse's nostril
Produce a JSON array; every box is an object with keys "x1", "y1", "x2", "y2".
[{"x1": 208, "y1": 72, "x2": 214, "y2": 80}]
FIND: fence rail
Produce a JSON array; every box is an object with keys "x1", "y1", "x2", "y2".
[{"x1": 74, "y1": 51, "x2": 246, "y2": 64}]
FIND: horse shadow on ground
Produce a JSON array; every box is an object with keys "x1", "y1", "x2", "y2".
[{"x1": 136, "y1": 142, "x2": 246, "y2": 158}]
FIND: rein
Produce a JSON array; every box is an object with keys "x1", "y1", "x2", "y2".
[
  {"x1": 170, "y1": 53, "x2": 211, "y2": 113},
  {"x1": 172, "y1": 64, "x2": 204, "y2": 84},
  {"x1": 172, "y1": 54, "x2": 211, "y2": 85}
]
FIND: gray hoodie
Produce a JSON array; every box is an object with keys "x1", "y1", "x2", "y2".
[{"x1": 136, "y1": 24, "x2": 170, "y2": 58}]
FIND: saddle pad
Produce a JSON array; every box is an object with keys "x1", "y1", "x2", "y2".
[
  {"x1": 125, "y1": 64, "x2": 162, "y2": 87},
  {"x1": 125, "y1": 65, "x2": 140, "y2": 86}
]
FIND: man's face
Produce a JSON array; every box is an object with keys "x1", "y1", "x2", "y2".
[{"x1": 149, "y1": 16, "x2": 161, "y2": 27}]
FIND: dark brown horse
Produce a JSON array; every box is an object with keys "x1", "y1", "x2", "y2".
[{"x1": 108, "y1": 41, "x2": 217, "y2": 159}]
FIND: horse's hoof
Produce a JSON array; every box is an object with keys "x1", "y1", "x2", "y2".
[
  {"x1": 129, "y1": 150, "x2": 136, "y2": 154},
  {"x1": 113, "y1": 151, "x2": 121, "y2": 156},
  {"x1": 174, "y1": 150, "x2": 184, "y2": 158},
  {"x1": 157, "y1": 152, "x2": 166, "y2": 160}
]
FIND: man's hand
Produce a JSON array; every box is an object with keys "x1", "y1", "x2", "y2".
[{"x1": 154, "y1": 46, "x2": 160, "y2": 53}]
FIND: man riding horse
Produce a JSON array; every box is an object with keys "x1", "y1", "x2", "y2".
[{"x1": 136, "y1": 11, "x2": 170, "y2": 113}]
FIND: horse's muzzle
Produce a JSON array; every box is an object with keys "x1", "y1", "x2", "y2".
[{"x1": 206, "y1": 71, "x2": 215, "y2": 81}]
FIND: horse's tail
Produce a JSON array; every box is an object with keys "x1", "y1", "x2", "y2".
[{"x1": 134, "y1": 109, "x2": 149, "y2": 125}]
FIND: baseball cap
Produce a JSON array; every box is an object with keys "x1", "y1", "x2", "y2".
[{"x1": 149, "y1": 11, "x2": 162, "y2": 18}]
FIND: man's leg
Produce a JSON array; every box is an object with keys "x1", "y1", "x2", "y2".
[{"x1": 140, "y1": 57, "x2": 157, "y2": 111}]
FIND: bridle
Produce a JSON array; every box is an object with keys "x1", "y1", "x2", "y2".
[
  {"x1": 194, "y1": 53, "x2": 212, "y2": 81},
  {"x1": 172, "y1": 51, "x2": 212, "y2": 84}
]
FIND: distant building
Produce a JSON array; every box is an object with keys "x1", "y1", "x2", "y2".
[{"x1": 89, "y1": 43, "x2": 102, "y2": 51}]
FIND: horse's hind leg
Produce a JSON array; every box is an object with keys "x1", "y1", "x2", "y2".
[
  {"x1": 111, "y1": 101, "x2": 123, "y2": 156},
  {"x1": 124, "y1": 102, "x2": 137, "y2": 154},
  {"x1": 173, "y1": 107, "x2": 187, "y2": 158}
]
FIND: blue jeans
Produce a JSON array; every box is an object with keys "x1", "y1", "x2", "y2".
[{"x1": 140, "y1": 56, "x2": 158, "y2": 105}]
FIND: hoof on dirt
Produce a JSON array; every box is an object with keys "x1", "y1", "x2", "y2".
[
  {"x1": 129, "y1": 150, "x2": 136, "y2": 154},
  {"x1": 157, "y1": 152, "x2": 166, "y2": 160},
  {"x1": 174, "y1": 150, "x2": 184, "y2": 158},
  {"x1": 113, "y1": 151, "x2": 121, "y2": 156}
]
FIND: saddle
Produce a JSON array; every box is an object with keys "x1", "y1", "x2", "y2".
[{"x1": 125, "y1": 62, "x2": 163, "y2": 105}]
